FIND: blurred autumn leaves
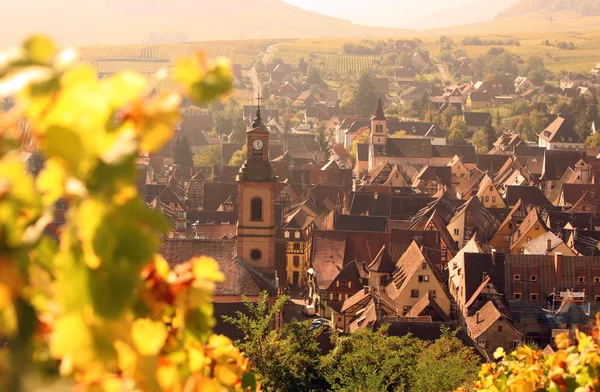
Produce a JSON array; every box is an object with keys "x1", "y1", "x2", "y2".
[{"x1": 0, "y1": 35, "x2": 255, "y2": 391}]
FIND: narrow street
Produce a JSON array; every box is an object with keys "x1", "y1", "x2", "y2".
[{"x1": 438, "y1": 63, "x2": 455, "y2": 85}]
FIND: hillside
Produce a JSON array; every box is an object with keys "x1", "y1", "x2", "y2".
[
  {"x1": 405, "y1": 0, "x2": 519, "y2": 29},
  {"x1": 0, "y1": 0, "x2": 413, "y2": 48},
  {"x1": 498, "y1": 0, "x2": 600, "y2": 18}
]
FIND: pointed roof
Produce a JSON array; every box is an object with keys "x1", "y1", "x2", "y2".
[
  {"x1": 510, "y1": 207, "x2": 546, "y2": 248},
  {"x1": 368, "y1": 246, "x2": 396, "y2": 273},
  {"x1": 407, "y1": 292, "x2": 450, "y2": 321},
  {"x1": 372, "y1": 97, "x2": 387, "y2": 121}
]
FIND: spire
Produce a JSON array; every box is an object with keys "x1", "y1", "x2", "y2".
[
  {"x1": 252, "y1": 90, "x2": 263, "y2": 129},
  {"x1": 372, "y1": 96, "x2": 386, "y2": 121}
]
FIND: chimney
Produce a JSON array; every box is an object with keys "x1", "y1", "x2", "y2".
[
  {"x1": 554, "y1": 252, "x2": 563, "y2": 287},
  {"x1": 374, "y1": 192, "x2": 379, "y2": 200},
  {"x1": 547, "y1": 238, "x2": 552, "y2": 252},
  {"x1": 491, "y1": 249, "x2": 497, "y2": 264}
]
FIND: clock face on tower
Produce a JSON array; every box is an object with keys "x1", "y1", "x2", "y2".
[{"x1": 253, "y1": 139, "x2": 264, "y2": 151}]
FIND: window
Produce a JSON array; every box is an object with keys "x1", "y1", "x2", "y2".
[
  {"x1": 477, "y1": 339, "x2": 487, "y2": 348},
  {"x1": 339, "y1": 281, "x2": 349, "y2": 288},
  {"x1": 429, "y1": 289, "x2": 437, "y2": 298},
  {"x1": 508, "y1": 223, "x2": 513, "y2": 229},
  {"x1": 250, "y1": 198, "x2": 263, "y2": 221},
  {"x1": 512, "y1": 341, "x2": 522, "y2": 349},
  {"x1": 531, "y1": 294, "x2": 538, "y2": 300},
  {"x1": 489, "y1": 186, "x2": 493, "y2": 192},
  {"x1": 503, "y1": 235, "x2": 510, "y2": 242},
  {"x1": 492, "y1": 196, "x2": 496, "y2": 202},
  {"x1": 454, "y1": 229, "x2": 460, "y2": 235},
  {"x1": 579, "y1": 276, "x2": 585, "y2": 283},
  {"x1": 284, "y1": 231, "x2": 289, "y2": 238},
  {"x1": 485, "y1": 196, "x2": 489, "y2": 202},
  {"x1": 421, "y1": 262, "x2": 427, "y2": 270},
  {"x1": 595, "y1": 277, "x2": 600, "y2": 283},
  {"x1": 333, "y1": 293, "x2": 340, "y2": 301},
  {"x1": 514, "y1": 293, "x2": 522, "y2": 300},
  {"x1": 418, "y1": 275, "x2": 430, "y2": 282},
  {"x1": 595, "y1": 295, "x2": 600, "y2": 302},
  {"x1": 535, "y1": 224, "x2": 539, "y2": 230},
  {"x1": 514, "y1": 274, "x2": 521, "y2": 281},
  {"x1": 531, "y1": 275, "x2": 537, "y2": 282},
  {"x1": 250, "y1": 249, "x2": 262, "y2": 261},
  {"x1": 410, "y1": 289, "x2": 419, "y2": 298},
  {"x1": 402, "y1": 305, "x2": 412, "y2": 316},
  {"x1": 498, "y1": 325, "x2": 503, "y2": 332},
  {"x1": 293, "y1": 243, "x2": 301, "y2": 251},
  {"x1": 294, "y1": 231, "x2": 300, "y2": 239},
  {"x1": 293, "y1": 256, "x2": 300, "y2": 268}
]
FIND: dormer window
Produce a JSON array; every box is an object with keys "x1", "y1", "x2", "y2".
[
  {"x1": 294, "y1": 231, "x2": 300, "y2": 239},
  {"x1": 284, "y1": 231, "x2": 290, "y2": 238}
]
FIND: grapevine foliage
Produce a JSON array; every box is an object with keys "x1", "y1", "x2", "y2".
[
  {"x1": 459, "y1": 315, "x2": 600, "y2": 392},
  {"x1": 0, "y1": 35, "x2": 257, "y2": 391}
]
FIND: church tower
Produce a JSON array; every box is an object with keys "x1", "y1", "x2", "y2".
[
  {"x1": 370, "y1": 97, "x2": 388, "y2": 147},
  {"x1": 236, "y1": 102, "x2": 278, "y2": 271}
]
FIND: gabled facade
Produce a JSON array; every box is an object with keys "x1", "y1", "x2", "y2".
[
  {"x1": 385, "y1": 242, "x2": 451, "y2": 317},
  {"x1": 476, "y1": 174, "x2": 507, "y2": 209},
  {"x1": 281, "y1": 207, "x2": 316, "y2": 288},
  {"x1": 510, "y1": 207, "x2": 548, "y2": 254}
]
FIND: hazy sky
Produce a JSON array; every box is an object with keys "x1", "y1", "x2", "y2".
[{"x1": 283, "y1": 0, "x2": 479, "y2": 27}]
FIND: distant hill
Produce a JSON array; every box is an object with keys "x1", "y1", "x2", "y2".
[
  {"x1": 498, "y1": 0, "x2": 600, "y2": 18},
  {"x1": 404, "y1": 0, "x2": 519, "y2": 29},
  {"x1": 0, "y1": 0, "x2": 413, "y2": 48}
]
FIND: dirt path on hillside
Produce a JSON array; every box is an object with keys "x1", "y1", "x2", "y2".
[{"x1": 250, "y1": 42, "x2": 282, "y2": 101}]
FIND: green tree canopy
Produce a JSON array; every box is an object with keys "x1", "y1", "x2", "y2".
[
  {"x1": 352, "y1": 71, "x2": 379, "y2": 117},
  {"x1": 229, "y1": 145, "x2": 247, "y2": 166},
  {"x1": 173, "y1": 135, "x2": 194, "y2": 166}
]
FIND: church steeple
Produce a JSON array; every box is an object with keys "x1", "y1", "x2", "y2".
[
  {"x1": 252, "y1": 91, "x2": 263, "y2": 129},
  {"x1": 372, "y1": 96, "x2": 387, "y2": 121}
]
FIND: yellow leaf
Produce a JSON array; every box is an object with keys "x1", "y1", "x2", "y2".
[
  {"x1": 101, "y1": 71, "x2": 147, "y2": 108},
  {"x1": 188, "y1": 345, "x2": 206, "y2": 373},
  {"x1": 139, "y1": 120, "x2": 174, "y2": 153},
  {"x1": 114, "y1": 340, "x2": 137, "y2": 376},
  {"x1": 493, "y1": 347, "x2": 506, "y2": 360},
  {"x1": 50, "y1": 313, "x2": 96, "y2": 368},
  {"x1": 23, "y1": 35, "x2": 56, "y2": 64},
  {"x1": 154, "y1": 255, "x2": 172, "y2": 280},
  {"x1": 191, "y1": 257, "x2": 224, "y2": 282},
  {"x1": 156, "y1": 359, "x2": 181, "y2": 392},
  {"x1": 131, "y1": 318, "x2": 167, "y2": 356}
]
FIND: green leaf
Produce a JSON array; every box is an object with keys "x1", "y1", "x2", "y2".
[{"x1": 241, "y1": 373, "x2": 258, "y2": 392}]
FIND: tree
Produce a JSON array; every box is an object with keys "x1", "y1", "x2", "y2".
[
  {"x1": 448, "y1": 129, "x2": 467, "y2": 145},
  {"x1": 483, "y1": 119, "x2": 497, "y2": 149},
  {"x1": 298, "y1": 58, "x2": 308, "y2": 74},
  {"x1": 472, "y1": 130, "x2": 490, "y2": 153},
  {"x1": 316, "y1": 126, "x2": 332, "y2": 161},
  {"x1": 0, "y1": 35, "x2": 254, "y2": 391},
  {"x1": 194, "y1": 144, "x2": 222, "y2": 168},
  {"x1": 322, "y1": 327, "x2": 423, "y2": 392},
  {"x1": 413, "y1": 327, "x2": 480, "y2": 392},
  {"x1": 306, "y1": 66, "x2": 323, "y2": 86},
  {"x1": 230, "y1": 117, "x2": 247, "y2": 144},
  {"x1": 352, "y1": 71, "x2": 379, "y2": 117},
  {"x1": 214, "y1": 112, "x2": 233, "y2": 136},
  {"x1": 350, "y1": 128, "x2": 370, "y2": 164},
  {"x1": 173, "y1": 135, "x2": 194, "y2": 166},
  {"x1": 586, "y1": 132, "x2": 600, "y2": 147},
  {"x1": 223, "y1": 293, "x2": 328, "y2": 392},
  {"x1": 229, "y1": 145, "x2": 247, "y2": 166}
]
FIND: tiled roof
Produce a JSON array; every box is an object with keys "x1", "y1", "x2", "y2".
[
  {"x1": 368, "y1": 246, "x2": 397, "y2": 273},
  {"x1": 407, "y1": 292, "x2": 450, "y2": 321},
  {"x1": 522, "y1": 231, "x2": 567, "y2": 255},
  {"x1": 334, "y1": 215, "x2": 388, "y2": 232},
  {"x1": 541, "y1": 150, "x2": 587, "y2": 182},
  {"x1": 159, "y1": 239, "x2": 276, "y2": 297},
  {"x1": 465, "y1": 301, "x2": 503, "y2": 339},
  {"x1": 538, "y1": 115, "x2": 582, "y2": 143}
]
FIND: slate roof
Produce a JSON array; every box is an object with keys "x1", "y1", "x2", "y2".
[
  {"x1": 541, "y1": 150, "x2": 587, "y2": 182},
  {"x1": 334, "y1": 215, "x2": 388, "y2": 232},
  {"x1": 348, "y1": 192, "x2": 391, "y2": 217},
  {"x1": 505, "y1": 186, "x2": 552, "y2": 207},
  {"x1": 464, "y1": 112, "x2": 491, "y2": 127}
]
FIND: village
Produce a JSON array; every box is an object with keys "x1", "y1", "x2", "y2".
[{"x1": 14, "y1": 36, "x2": 600, "y2": 363}]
